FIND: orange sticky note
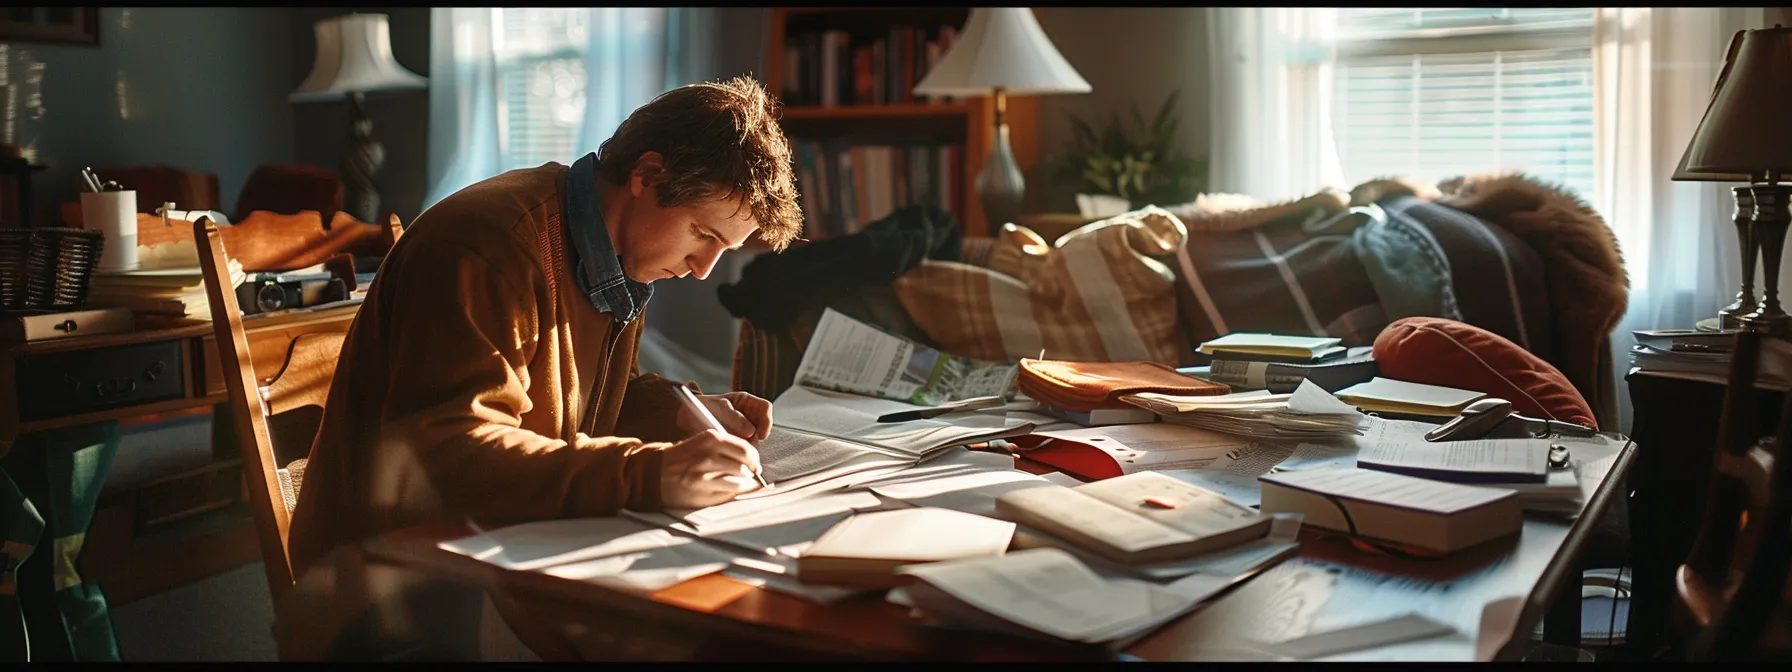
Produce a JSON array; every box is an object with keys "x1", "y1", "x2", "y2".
[{"x1": 1142, "y1": 496, "x2": 1178, "y2": 509}]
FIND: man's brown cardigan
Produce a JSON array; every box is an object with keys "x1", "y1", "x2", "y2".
[{"x1": 288, "y1": 163, "x2": 690, "y2": 577}]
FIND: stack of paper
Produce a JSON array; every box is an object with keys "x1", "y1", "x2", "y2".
[
  {"x1": 87, "y1": 258, "x2": 246, "y2": 321},
  {"x1": 1121, "y1": 380, "x2": 1366, "y2": 440}
]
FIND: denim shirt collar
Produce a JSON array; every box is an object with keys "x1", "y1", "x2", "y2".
[{"x1": 565, "y1": 151, "x2": 653, "y2": 325}]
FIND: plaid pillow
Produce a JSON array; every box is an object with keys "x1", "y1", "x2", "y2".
[{"x1": 891, "y1": 206, "x2": 1196, "y2": 366}]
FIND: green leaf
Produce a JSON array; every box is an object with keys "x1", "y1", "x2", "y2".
[
  {"x1": 1153, "y1": 89, "x2": 1180, "y2": 134},
  {"x1": 1070, "y1": 115, "x2": 1098, "y2": 150}
]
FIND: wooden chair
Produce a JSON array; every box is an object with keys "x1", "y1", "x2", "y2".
[
  {"x1": 193, "y1": 217, "x2": 354, "y2": 604},
  {"x1": 1675, "y1": 328, "x2": 1792, "y2": 660}
]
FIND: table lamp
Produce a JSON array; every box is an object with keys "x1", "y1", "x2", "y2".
[
  {"x1": 913, "y1": 8, "x2": 1090, "y2": 231},
  {"x1": 291, "y1": 13, "x2": 427, "y2": 225},
  {"x1": 1673, "y1": 26, "x2": 1792, "y2": 336}
]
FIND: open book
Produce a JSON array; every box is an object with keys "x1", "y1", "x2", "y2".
[
  {"x1": 895, "y1": 547, "x2": 1246, "y2": 647},
  {"x1": 994, "y1": 471, "x2": 1272, "y2": 565},
  {"x1": 750, "y1": 385, "x2": 1036, "y2": 487}
]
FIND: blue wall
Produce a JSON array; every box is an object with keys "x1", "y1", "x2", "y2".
[{"x1": 2, "y1": 7, "x2": 294, "y2": 226}]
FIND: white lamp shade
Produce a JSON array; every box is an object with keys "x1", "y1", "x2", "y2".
[
  {"x1": 912, "y1": 8, "x2": 1091, "y2": 97},
  {"x1": 291, "y1": 13, "x2": 427, "y2": 103}
]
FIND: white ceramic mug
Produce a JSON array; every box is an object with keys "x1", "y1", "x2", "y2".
[{"x1": 81, "y1": 189, "x2": 139, "y2": 272}]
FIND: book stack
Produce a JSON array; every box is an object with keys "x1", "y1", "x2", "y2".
[
  {"x1": 1627, "y1": 328, "x2": 1792, "y2": 388},
  {"x1": 1207, "y1": 345, "x2": 1379, "y2": 393},
  {"x1": 781, "y1": 24, "x2": 959, "y2": 108},
  {"x1": 86, "y1": 260, "x2": 246, "y2": 322},
  {"x1": 1258, "y1": 467, "x2": 1523, "y2": 555},
  {"x1": 791, "y1": 138, "x2": 963, "y2": 239}
]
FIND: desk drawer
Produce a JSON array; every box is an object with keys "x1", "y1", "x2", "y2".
[{"x1": 17, "y1": 340, "x2": 186, "y2": 421}]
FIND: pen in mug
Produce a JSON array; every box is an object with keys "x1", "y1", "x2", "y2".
[{"x1": 675, "y1": 385, "x2": 770, "y2": 488}]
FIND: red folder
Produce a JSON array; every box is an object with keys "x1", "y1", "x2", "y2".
[{"x1": 1008, "y1": 434, "x2": 1130, "y2": 481}]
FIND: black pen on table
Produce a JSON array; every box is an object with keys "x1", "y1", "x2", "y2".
[{"x1": 675, "y1": 385, "x2": 770, "y2": 488}]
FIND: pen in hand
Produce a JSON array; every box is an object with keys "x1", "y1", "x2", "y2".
[{"x1": 675, "y1": 386, "x2": 771, "y2": 489}]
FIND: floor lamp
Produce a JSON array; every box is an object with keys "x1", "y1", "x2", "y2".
[
  {"x1": 291, "y1": 13, "x2": 427, "y2": 224},
  {"x1": 913, "y1": 8, "x2": 1090, "y2": 232},
  {"x1": 1674, "y1": 26, "x2": 1792, "y2": 336}
]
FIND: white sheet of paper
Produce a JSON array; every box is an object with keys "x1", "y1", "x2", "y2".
[
  {"x1": 1357, "y1": 435, "x2": 1547, "y2": 477},
  {"x1": 1287, "y1": 379, "x2": 1365, "y2": 419},
  {"x1": 438, "y1": 517, "x2": 676, "y2": 571},
  {"x1": 1266, "y1": 613, "x2": 1457, "y2": 660},
  {"x1": 538, "y1": 541, "x2": 738, "y2": 591},
  {"x1": 1261, "y1": 468, "x2": 1514, "y2": 515},
  {"x1": 682, "y1": 488, "x2": 883, "y2": 532},
  {"x1": 436, "y1": 517, "x2": 740, "y2": 591},
  {"x1": 1272, "y1": 442, "x2": 1359, "y2": 473}
]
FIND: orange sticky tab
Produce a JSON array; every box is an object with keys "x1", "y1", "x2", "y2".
[{"x1": 1142, "y1": 496, "x2": 1178, "y2": 509}]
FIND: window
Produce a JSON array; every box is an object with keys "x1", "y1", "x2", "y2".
[
  {"x1": 1332, "y1": 8, "x2": 1596, "y2": 200},
  {"x1": 494, "y1": 8, "x2": 588, "y2": 171}
]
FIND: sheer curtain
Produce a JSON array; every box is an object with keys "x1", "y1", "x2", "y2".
[
  {"x1": 1594, "y1": 6, "x2": 1766, "y2": 430},
  {"x1": 424, "y1": 7, "x2": 736, "y2": 392},
  {"x1": 1206, "y1": 7, "x2": 1348, "y2": 202}
]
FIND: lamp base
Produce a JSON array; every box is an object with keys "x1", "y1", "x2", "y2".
[
  {"x1": 1718, "y1": 303, "x2": 1755, "y2": 331},
  {"x1": 1744, "y1": 182, "x2": 1792, "y2": 338},
  {"x1": 1742, "y1": 311, "x2": 1792, "y2": 337},
  {"x1": 975, "y1": 88, "x2": 1024, "y2": 232},
  {"x1": 342, "y1": 91, "x2": 386, "y2": 224}
]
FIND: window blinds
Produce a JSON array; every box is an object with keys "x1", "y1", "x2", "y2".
[
  {"x1": 495, "y1": 8, "x2": 588, "y2": 172},
  {"x1": 1332, "y1": 8, "x2": 1596, "y2": 199}
]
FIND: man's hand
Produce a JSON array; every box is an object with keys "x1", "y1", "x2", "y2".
[
  {"x1": 660, "y1": 429, "x2": 764, "y2": 509},
  {"x1": 676, "y1": 391, "x2": 773, "y2": 442}
]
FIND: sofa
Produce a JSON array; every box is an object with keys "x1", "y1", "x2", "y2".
[{"x1": 727, "y1": 172, "x2": 1628, "y2": 431}]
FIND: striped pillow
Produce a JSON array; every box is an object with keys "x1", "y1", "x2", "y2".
[{"x1": 890, "y1": 206, "x2": 1196, "y2": 366}]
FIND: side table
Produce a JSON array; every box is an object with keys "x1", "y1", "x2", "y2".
[{"x1": 1623, "y1": 368, "x2": 1783, "y2": 659}]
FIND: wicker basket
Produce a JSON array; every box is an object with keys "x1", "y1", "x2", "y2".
[{"x1": 0, "y1": 227, "x2": 104, "y2": 314}]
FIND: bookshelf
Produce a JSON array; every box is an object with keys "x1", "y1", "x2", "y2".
[{"x1": 765, "y1": 7, "x2": 1041, "y2": 240}]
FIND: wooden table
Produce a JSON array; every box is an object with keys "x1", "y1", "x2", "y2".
[{"x1": 352, "y1": 440, "x2": 1636, "y2": 662}]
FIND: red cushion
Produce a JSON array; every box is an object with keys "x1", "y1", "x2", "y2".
[{"x1": 1373, "y1": 316, "x2": 1597, "y2": 430}]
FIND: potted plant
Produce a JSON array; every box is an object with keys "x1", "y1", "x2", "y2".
[{"x1": 1056, "y1": 90, "x2": 1207, "y2": 215}]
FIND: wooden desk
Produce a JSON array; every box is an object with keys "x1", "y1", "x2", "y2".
[
  {"x1": 1, "y1": 304, "x2": 360, "y2": 453},
  {"x1": 354, "y1": 441, "x2": 1636, "y2": 662}
]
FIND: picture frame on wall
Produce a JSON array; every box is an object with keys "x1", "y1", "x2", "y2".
[{"x1": 0, "y1": 7, "x2": 100, "y2": 46}]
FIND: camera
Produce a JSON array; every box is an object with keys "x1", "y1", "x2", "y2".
[{"x1": 235, "y1": 272, "x2": 349, "y2": 315}]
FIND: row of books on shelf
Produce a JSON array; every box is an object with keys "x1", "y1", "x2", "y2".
[
  {"x1": 792, "y1": 138, "x2": 963, "y2": 240},
  {"x1": 781, "y1": 24, "x2": 959, "y2": 108}
]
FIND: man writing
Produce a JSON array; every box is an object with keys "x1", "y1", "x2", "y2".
[{"x1": 287, "y1": 76, "x2": 804, "y2": 579}]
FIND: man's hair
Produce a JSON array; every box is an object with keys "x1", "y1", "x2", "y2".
[{"x1": 597, "y1": 75, "x2": 802, "y2": 251}]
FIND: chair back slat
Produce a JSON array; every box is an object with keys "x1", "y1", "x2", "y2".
[
  {"x1": 1679, "y1": 329, "x2": 1792, "y2": 659},
  {"x1": 195, "y1": 218, "x2": 296, "y2": 601}
]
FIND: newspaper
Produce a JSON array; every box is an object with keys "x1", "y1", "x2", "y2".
[{"x1": 794, "y1": 308, "x2": 1018, "y2": 406}]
